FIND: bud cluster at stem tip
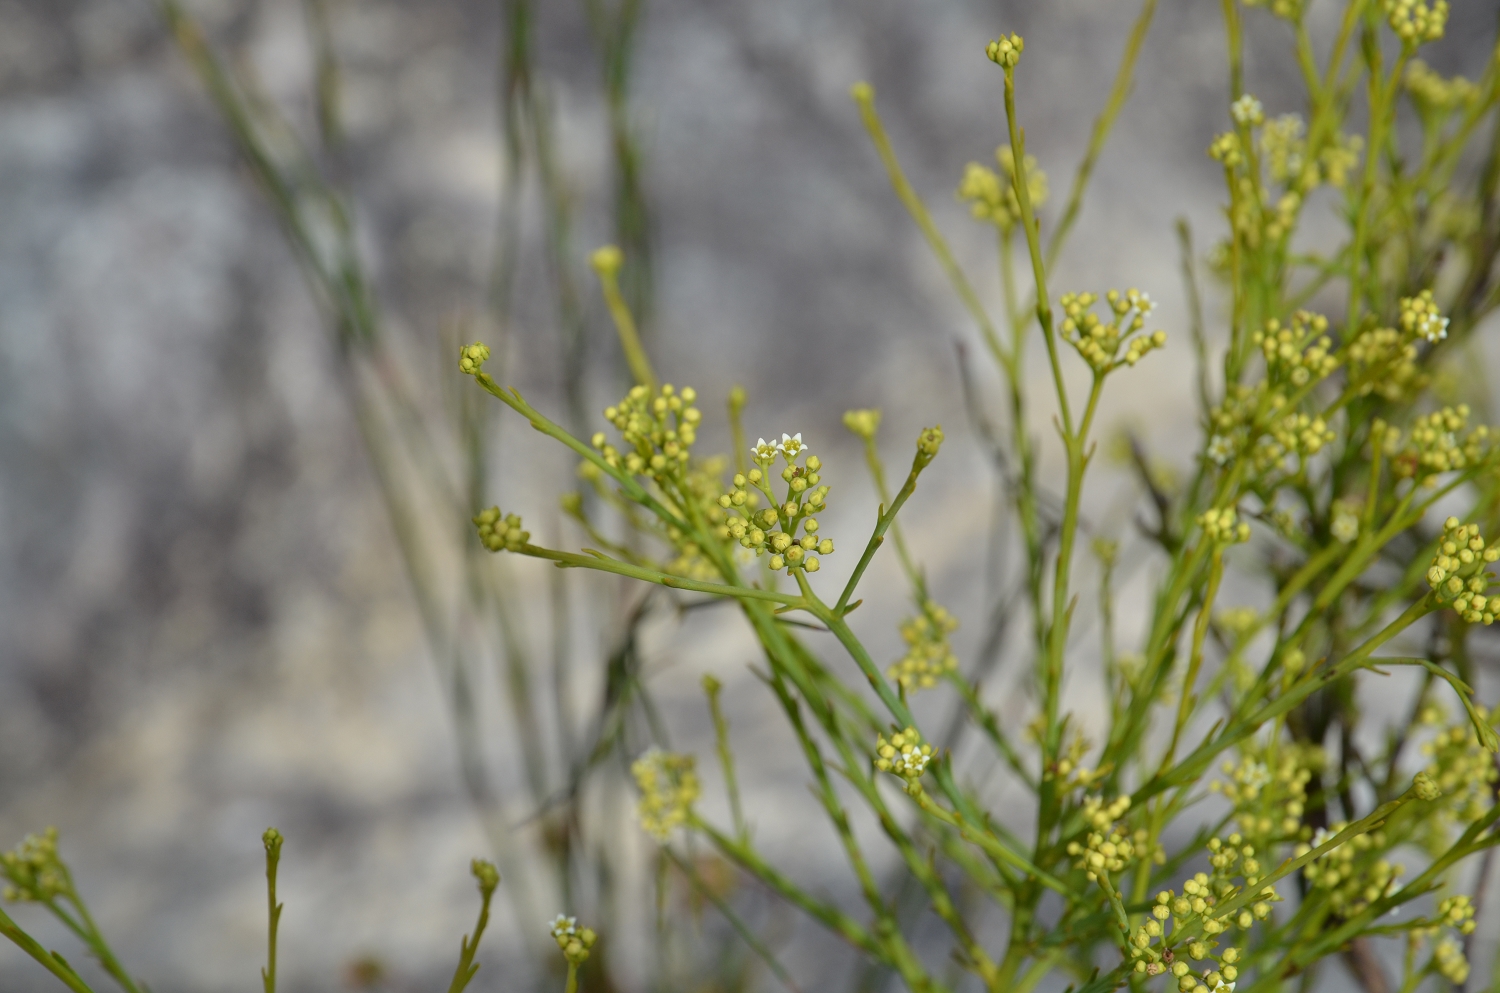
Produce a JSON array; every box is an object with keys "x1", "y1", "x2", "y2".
[{"x1": 986, "y1": 33, "x2": 1023, "y2": 68}]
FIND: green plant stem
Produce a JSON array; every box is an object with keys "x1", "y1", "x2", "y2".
[
  {"x1": 0, "y1": 906, "x2": 97, "y2": 993},
  {"x1": 594, "y1": 257, "x2": 657, "y2": 390},
  {"x1": 702, "y1": 677, "x2": 748, "y2": 839},
  {"x1": 261, "y1": 835, "x2": 282, "y2": 993},
  {"x1": 446, "y1": 879, "x2": 497, "y2": 993}
]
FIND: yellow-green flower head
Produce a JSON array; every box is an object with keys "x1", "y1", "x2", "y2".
[
  {"x1": 1384, "y1": 0, "x2": 1449, "y2": 45},
  {"x1": 985, "y1": 33, "x2": 1023, "y2": 68},
  {"x1": 1059, "y1": 289, "x2": 1166, "y2": 373},
  {"x1": 1435, "y1": 937, "x2": 1469, "y2": 984},
  {"x1": 589, "y1": 244, "x2": 623, "y2": 275},
  {"x1": 1260, "y1": 114, "x2": 1307, "y2": 185},
  {"x1": 1230, "y1": 94, "x2": 1265, "y2": 127},
  {"x1": 778, "y1": 432, "x2": 805, "y2": 460},
  {"x1": 471, "y1": 859, "x2": 500, "y2": 894},
  {"x1": 1396, "y1": 406, "x2": 1491, "y2": 480},
  {"x1": 721, "y1": 441, "x2": 832, "y2": 574},
  {"x1": 914, "y1": 425, "x2": 945, "y2": 468},
  {"x1": 875, "y1": 727, "x2": 934, "y2": 792},
  {"x1": 1413, "y1": 770, "x2": 1443, "y2": 801},
  {"x1": 1400, "y1": 289, "x2": 1449, "y2": 344},
  {"x1": 458, "y1": 341, "x2": 491, "y2": 376},
  {"x1": 1406, "y1": 60, "x2": 1478, "y2": 116},
  {"x1": 1208, "y1": 132, "x2": 1243, "y2": 168},
  {"x1": 1252, "y1": 311, "x2": 1338, "y2": 386},
  {"x1": 888, "y1": 600, "x2": 959, "y2": 691},
  {"x1": 549, "y1": 914, "x2": 598, "y2": 966},
  {"x1": 843, "y1": 408, "x2": 882, "y2": 440},
  {"x1": 594, "y1": 383, "x2": 703, "y2": 480},
  {"x1": 1426, "y1": 518, "x2": 1500, "y2": 622},
  {"x1": 1, "y1": 827, "x2": 66, "y2": 903},
  {"x1": 1200, "y1": 506, "x2": 1251, "y2": 545},
  {"x1": 1330, "y1": 500, "x2": 1360, "y2": 545},
  {"x1": 956, "y1": 146, "x2": 1048, "y2": 231},
  {"x1": 473, "y1": 506, "x2": 529, "y2": 553},
  {"x1": 631, "y1": 748, "x2": 700, "y2": 841}
]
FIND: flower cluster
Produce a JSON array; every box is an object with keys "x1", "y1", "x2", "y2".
[
  {"x1": 1127, "y1": 836, "x2": 1280, "y2": 987},
  {"x1": 1399, "y1": 289, "x2": 1450, "y2": 344},
  {"x1": 957, "y1": 145, "x2": 1048, "y2": 232},
  {"x1": 458, "y1": 341, "x2": 491, "y2": 376},
  {"x1": 1253, "y1": 311, "x2": 1338, "y2": 386},
  {"x1": 1424, "y1": 517, "x2": 1500, "y2": 624},
  {"x1": 1300, "y1": 824, "x2": 1402, "y2": 916},
  {"x1": 631, "y1": 749, "x2": 700, "y2": 841},
  {"x1": 842, "y1": 408, "x2": 881, "y2": 440},
  {"x1": 473, "y1": 506, "x2": 529, "y2": 553},
  {"x1": 1199, "y1": 507, "x2": 1251, "y2": 545},
  {"x1": 1, "y1": 827, "x2": 66, "y2": 903},
  {"x1": 1417, "y1": 710, "x2": 1498, "y2": 848},
  {"x1": 1396, "y1": 406, "x2": 1492, "y2": 479},
  {"x1": 549, "y1": 915, "x2": 598, "y2": 966},
  {"x1": 592, "y1": 383, "x2": 703, "y2": 481},
  {"x1": 1208, "y1": 132, "x2": 1242, "y2": 168},
  {"x1": 876, "y1": 727, "x2": 933, "y2": 792},
  {"x1": 888, "y1": 600, "x2": 959, "y2": 691},
  {"x1": 1406, "y1": 61, "x2": 1479, "y2": 115},
  {"x1": 1347, "y1": 326, "x2": 1425, "y2": 401},
  {"x1": 1067, "y1": 795, "x2": 1137, "y2": 883},
  {"x1": 985, "y1": 33, "x2": 1023, "y2": 68},
  {"x1": 1384, "y1": 0, "x2": 1449, "y2": 45},
  {"x1": 1434, "y1": 936, "x2": 1469, "y2": 984},
  {"x1": 1058, "y1": 289, "x2": 1167, "y2": 373},
  {"x1": 1210, "y1": 746, "x2": 1317, "y2": 846},
  {"x1": 1411, "y1": 895, "x2": 1476, "y2": 982},
  {"x1": 719, "y1": 434, "x2": 832, "y2": 574}
]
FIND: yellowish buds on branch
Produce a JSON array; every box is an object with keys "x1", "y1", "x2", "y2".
[
  {"x1": 1384, "y1": 0, "x2": 1449, "y2": 46},
  {"x1": 875, "y1": 727, "x2": 933, "y2": 794},
  {"x1": 473, "y1": 507, "x2": 529, "y2": 553},
  {"x1": 1, "y1": 827, "x2": 66, "y2": 904},
  {"x1": 985, "y1": 33, "x2": 1023, "y2": 68},
  {"x1": 1400, "y1": 289, "x2": 1450, "y2": 344},
  {"x1": 914, "y1": 425, "x2": 945, "y2": 467},
  {"x1": 1059, "y1": 290, "x2": 1166, "y2": 373},
  {"x1": 1199, "y1": 507, "x2": 1251, "y2": 545},
  {"x1": 957, "y1": 146, "x2": 1047, "y2": 232},
  {"x1": 1426, "y1": 517, "x2": 1500, "y2": 623},
  {"x1": 549, "y1": 915, "x2": 597, "y2": 967},
  {"x1": 632, "y1": 748, "x2": 700, "y2": 840},
  {"x1": 842, "y1": 409, "x2": 882, "y2": 440},
  {"x1": 888, "y1": 600, "x2": 959, "y2": 691},
  {"x1": 458, "y1": 342, "x2": 491, "y2": 376}
]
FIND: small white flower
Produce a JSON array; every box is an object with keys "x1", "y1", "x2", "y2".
[
  {"x1": 752, "y1": 438, "x2": 778, "y2": 462},
  {"x1": 1208, "y1": 434, "x2": 1235, "y2": 466},
  {"x1": 550, "y1": 914, "x2": 577, "y2": 938},
  {"x1": 1332, "y1": 508, "x2": 1359, "y2": 544},
  {"x1": 1231, "y1": 94, "x2": 1265, "y2": 126},
  {"x1": 779, "y1": 432, "x2": 805, "y2": 459}
]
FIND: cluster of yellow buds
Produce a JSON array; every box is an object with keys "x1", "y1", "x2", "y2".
[
  {"x1": 1058, "y1": 289, "x2": 1167, "y2": 373},
  {"x1": 956, "y1": 145, "x2": 1048, "y2": 232},
  {"x1": 1128, "y1": 842, "x2": 1278, "y2": 984},
  {"x1": 985, "y1": 33, "x2": 1023, "y2": 68},
  {"x1": 1318, "y1": 132, "x2": 1363, "y2": 189},
  {"x1": 1208, "y1": 132, "x2": 1242, "y2": 168},
  {"x1": 1199, "y1": 507, "x2": 1251, "y2": 545},
  {"x1": 719, "y1": 435, "x2": 832, "y2": 574},
  {"x1": 1406, "y1": 61, "x2": 1479, "y2": 115},
  {"x1": 1299, "y1": 824, "x2": 1401, "y2": 915},
  {"x1": 549, "y1": 915, "x2": 598, "y2": 966},
  {"x1": 1418, "y1": 713, "x2": 1498, "y2": 838},
  {"x1": 875, "y1": 727, "x2": 934, "y2": 793},
  {"x1": 1348, "y1": 326, "x2": 1425, "y2": 401},
  {"x1": 1264, "y1": 410, "x2": 1336, "y2": 463},
  {"x1": 457, "y1": 341, "x2": 491, "y2": 376},
  {"x1": 1260, "y1": 114, "x2": 1308, "y2": 186},
  {"x1": 591, "y1": 383, "x2": 702, "y2": 481},
  {"x1": 1211, "y1": 750, "x2": 1314, "y2": 843},
  {"x1": 1396, "y1": 406, "x2": 1491, "y2": 479},
  {"x1": 1067, "y1": 795, "x2": 1136, "y2": 882},
  {"x1": 1426, "y1": 517, "x2": 1500, "y2": 623},
  {"x1": 1, "y1": 827, "x2": 67, "y2": 903},
  {"x1": 1384, "y1": 0, "x2": 1448, "y2": 45},
  {"x1": 472, "y1": 506, "x2": 529, "y2": 553},
  {"x1": 1400, "y1": 290, "x2": 1450, "y2": 344},
  {"x1": 1329, "y1": 498, "x2": 1361, "y2": 544},
  {"x1": 842, "y1": 408, "x2": 881, "y2": 440},
  {"x1": 888, "y1": 600, "x2": 959, "y2": 691},
  {"x1": 1437, "y1": 894, "x2": 1477, "y2": 934},
  {"x1": 1434, "y1": 937, "x2": 1469, "y2": 984},
  {"x1": 1253, "y1": 311, "x2": 1338, "y2": 386},
  {"x1": 1040, "y1": 726, "x2": 1110, "y2": 790},
  {"x1": 631, "y1": 749, "x2": 700, "y2": 841}
]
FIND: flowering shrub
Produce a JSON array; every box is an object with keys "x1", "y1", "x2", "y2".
[{"x1": 6, "y1": 2, "x2": 1500, "y2": 993}]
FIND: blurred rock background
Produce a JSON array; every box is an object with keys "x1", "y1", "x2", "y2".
[{"x1": 0, "y1": 0, "x2": 1494, "y2": 990}]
